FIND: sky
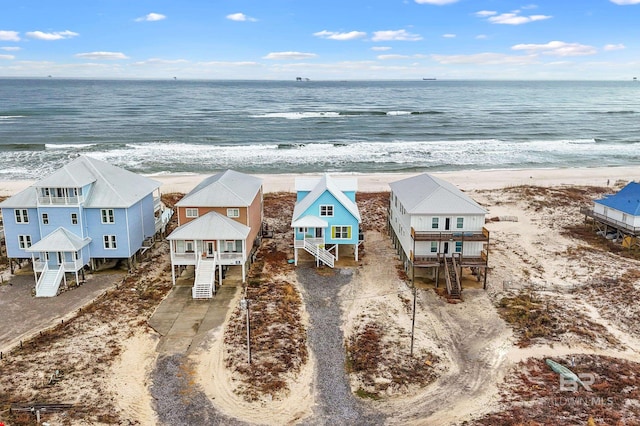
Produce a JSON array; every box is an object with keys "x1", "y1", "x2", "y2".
[{"x1": 1, "y1": 0, "x2": 640, "y2": 80}]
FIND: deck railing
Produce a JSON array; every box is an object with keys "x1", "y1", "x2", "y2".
[
  {"x1": 580, "y1": 207, "x2": 640, "y2": 235},
  {"x1": 411, "y1": 227, "x2": 490, "y2": 242}
]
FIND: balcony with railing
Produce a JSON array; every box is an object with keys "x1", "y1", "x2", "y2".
[
  {"x1": 219, "y1": 252, "x2": 245, "y2": 265},
  {"x1": 580, "y1": 207, "x2": 640, "y2": 235},
  {"x1": 33, "y1": 257, "x2": 85, "y2": 272},
  {"x1": 411, "y1": 227, "x2": 490, "y2": 242}
]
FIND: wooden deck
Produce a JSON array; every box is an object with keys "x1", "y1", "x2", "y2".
[
  {"x1": 580, "y1": 207, "x2": 640, "y2": 237},
  {"x1": 411, "y1": 227, "x2": 490, "y2": 242}
]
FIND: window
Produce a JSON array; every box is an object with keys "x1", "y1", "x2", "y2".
[
  {"x1": 298, "y1": 227, "x2": 307, "y2": 234},
  {"x1": 430, "y1": 242, "x2": 438, "y2": 253},
  {"x1": 185, "y1": 208, "x2": 199, "y2": 218},
  {"x1": 101, "y1": 209, "x2": 115, "y2": 224},
  {"x1": 103, "y1": 235, "x2": 117, "y2": 249},
  {"x1": 185, "y1": 241, "x2": 194, "y2": 252},
  {"x1": 18, "y1": 235, "x2": 32, "y2": 249},
  {"x1": 320, "y1": 205, "x2": 334, "y2": 217},
  {"x1": 15, "y1": 209, "x2": 29, "y2": 224},
  {"x1": 431, "y1": 217, "x2": 439, "y2": 229},
  {"x1": 42, "y1": 213, "x2": 49, "y2": 225},
  {"x1": 227, "y1": 208, "x2": 240, "y2": 218},
  {"x1": 332, "y1": 225, "x2": 351, "y2": 239},
  {"x1": 456, "y1": 218, "x2": 464, "y2": 229},
  {"x1": 455, "y1": 241, "x2": 463, "y2": 253},
  {"x1": 71, "y1": 213, "x2": 78, "y2": 225}
]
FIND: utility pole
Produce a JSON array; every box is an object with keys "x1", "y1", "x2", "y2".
[{"x1": 240, "y1": 298, "x2": 251, "y2": 364}]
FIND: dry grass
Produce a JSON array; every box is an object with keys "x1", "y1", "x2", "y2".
[
  {"x1": 223, "y1": 278, "x2": 307, "y2": 402},
  {"x1": 475, "y1": 355, "x2": 640, "y2": 425},
  {"x1": 497, "y1": 292, "x2": 620, "y2": 348}
]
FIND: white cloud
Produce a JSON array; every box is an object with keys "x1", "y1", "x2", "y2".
[
  {"x1": 75, "y1": 51, "x2": 129, "y2": 60},
  {"x1": 26, "y1": 30, "x2": 79, "y2": 40},
  {"x1": 263, "y1": 51, "x2": 317, "y2": 60},
  {"x1": 487, "y1": 11, "x2": 552, "y2": 25},
  {"x1": 442, "y1": 33, "x2": 456, "y2": 38},
  {"x1": 313, "y1": 30, "x2": 366, "y2": 41},
  {"x1": 378, "y1": 54, "x2": 426, "y2": 60},
  {"x1": 134, "y1": 58, "x2": 189, "y2": 65},
  {"x1": 603, "y1": 43, "x2": 625, "y2": 51},
  {"x1": 372, "y1": 29, "x2": 422, "y2": 42},
  {"x1": 226, "y1": 13, "x2": 258, "y2": 22},
  {"x1": 0, "y1": 30, "x2": 20, "y2": 41},
  {"x1": 512, "y1": 41, "x2": 597, "y2": 56},
  {"x1": 475, "y1": 11, "x2": 497, "y2": 17},
  {"x1": 135, "y1": 13, "x2": 166, "y2": 22},
  {"x1": 371, "y1": 46, "x2": 391, "y2": 51},
  {"x1": 198, "y1": 61, "x2": 260, "y2": 67},
  {"x1": 475, "y1": 34, "x2": 489, "y2": 40},
  {"x1": 1, "y1": 46, "x2": 21, "y2": 51},
  {"x1": 610, "y1": 0, "x2": 640, "y2": 4},
  {"x1": 432, "y1": 52, "x2": 537, "y2": 65},
  {"x1": 415, "y1": 0, "x2": 459, "y2": 4},
  {"x1": 0, "y1": 54, "x2": 15, "y2": 60}
]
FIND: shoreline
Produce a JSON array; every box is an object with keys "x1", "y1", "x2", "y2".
[{"x1": 1, "y1": 165, "x2": 638, "y2": 197}]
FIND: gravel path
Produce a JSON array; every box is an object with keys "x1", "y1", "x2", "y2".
[
  {"x1": 151, "y1": 354, "x2": 249, "y2": 426},
  {"x1": 296, "y1": 266, "x2": 386, "y2": 426}
]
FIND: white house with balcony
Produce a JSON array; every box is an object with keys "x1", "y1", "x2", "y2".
[
  {"x1": 388, "y1": 173, "x2": 490, "y2": 296},
  {"x1": 0, "y1": 155, "x2": 171, "y2": 297}
]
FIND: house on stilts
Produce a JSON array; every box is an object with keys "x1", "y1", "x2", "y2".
[
  {"x1": 0, "y1": 155, "x2": 172, "y2": 297},
  {"x1": 166, "y1": 170, "x2": 263, "y2": 298},
  {"x1": 291, "y1": 174, "x2": 362, "y2": 267},
  {"x1": 580, "y1": 181, "x2": 640, "y2": 249},
  {"x1": 388, "y1": 173, "x2": 490, "y2": 298}
]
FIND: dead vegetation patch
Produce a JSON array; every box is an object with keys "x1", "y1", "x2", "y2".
[
  {"x1": 475, "y1": 355, "x2": 640, "y2": 426},
  {"x1": 346, "y1": 320, "x2": 438, "y2": 399},
  {"x1": 501, "y1": 185, "x2": 612, "y2": 212},
  {"x1": 497, "y1": 292, "x2": 620, "y2": 348},
  {"x1": 223, "y1": 277, "x2": 307, "y2": 402},
  {"x1": 357, "y1": 192, "x2": 389, "y2": 232}
]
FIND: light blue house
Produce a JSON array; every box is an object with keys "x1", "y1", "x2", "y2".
[
  {"x1": 291, "y1": 174, "x2": 362, "y2": 267},
  {"x1": 0, "y1": 155, "x2": 171, "y2": 297}
]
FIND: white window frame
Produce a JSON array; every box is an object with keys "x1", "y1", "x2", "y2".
[
  {"x1": 333, "y1": 225, "x2": 350, "y2": 239},
  {"x1": 320, "y1": 205, "x2": 334, "y2": 217},
  {"x1": 430, "y1": 241, "x2": 438, "y2": 253},
  {"x1": 227, "y1": 208, "x2": 240, "y2": 218},
  {"x1": 298, "y1": 227, "x2": 307, "y2": 234},
  {"x1": 431, "y1": 217, "x2": 439, "y2": 229},
  {"x1": 101, "y1": 209, "x2": 115, "y2": 224},
  {"x1": 15, "y1": 209, "x2": 29, "y2": 224},
  {"x1": 456, "y1": 217, "x2": 464, "y2": 229},
  {"x1": 185, "y1": 241, "x2": 195, "y2": 253},
  {"x1": 455, "y1": 241, "x2": 463, "y2": 253},
  {"x1": 42, "y1": 213, "x2": 49, "y2": 225},
  {"x1": 185, "y1": 208, "x2": 199, "y2": 218},
  {"x1": 71, "y1": 213, "x2": 78, "y2": 225},
  {"x1": 18, "y1": 235, "x2": 32, "y2": 249},
  {"x1": 103, "y1": 235, "x2": 117, "y2": 249}
]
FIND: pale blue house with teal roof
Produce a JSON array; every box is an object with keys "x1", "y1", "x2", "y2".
[
  {"x1": 291, "y1": 174, "x2": 362, "y2": 267},
  {"x1": 587, "y1": 181, "x2": 640, "y2": 242},
  {"x1": 0, "y1": 155, "x2": 171, "y2": 297}
]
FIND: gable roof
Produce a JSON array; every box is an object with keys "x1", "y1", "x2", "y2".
[
  {"x1": 389, "y1": 173, "x2": 487, "y2": 215},
  {"x1": 176, "y1": 170, "x2": 262, "y2": 208},
  {"x1": 26, "y1": 227, "x2": 91, "y2": 252},
  {"x1": 167, "y1": 211, "x2": 250, "y2": 241},
  {"x1": 595, "y1": 181, "x2": 640, "y2": 216},
  {"x1": 291, "y1": 174, "x2": 361, "y2": 224},
  {"x1": 0, "y1": 155, "x2": 161, "y2": 209}
]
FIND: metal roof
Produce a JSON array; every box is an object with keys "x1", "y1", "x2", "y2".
[
  {"x1": 291, "y1": 174, "x2": 361, "y2": 225},
  {"x1": 167, "y1": 211, "x2": 250, "y2": 240},
  {"x1": 389, "y1": 173, "x2": 487, "y2": 215},
  {"x1": 595, "y1": 181, "x2": 640, "y2": 215},
  {"x1": 26, "y1": 227, "x2": 91, "y2": 252},
  {"x1": 176, "y1": 170, "x2": 263, "y2": 208},
  {"x1": 0, "y1": 155, "x2": 161, "y2": 209},
  {"x1": 291, "y1": 215, "x2": 329, "y2": 228}
]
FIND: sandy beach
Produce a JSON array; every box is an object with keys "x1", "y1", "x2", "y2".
[
  {"x1": 1, "y1": 165, "x2": 638, "y2": 197},
  {"x1": 1, "y1": 164, "x2": 640, "y2": 425}
]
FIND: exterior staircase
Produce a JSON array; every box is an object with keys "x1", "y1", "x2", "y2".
[
  {"x1": 36, "y1": 266, "x2": 64, "y2": 297},
  {"x1": 192, "y1": 257, "x2": 216, "y2": 299},
  {"x1": 443, "y1": 254, "x2": 462, "y2": 299},
  {"x1": 302, "y1": 239, "x2": 335, "y2": 268}
]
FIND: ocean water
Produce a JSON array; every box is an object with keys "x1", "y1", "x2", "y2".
[{"x1": 0, "y1": 79, "x2": 639, "y2": 180}]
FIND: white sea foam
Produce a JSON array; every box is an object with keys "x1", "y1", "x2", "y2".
[
  {"x1": 251, "y1": 112, "x2": 342, "y2": 119},
  {"x1": 44, "y1": 143, "x2": 98, "y2": 149}
]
